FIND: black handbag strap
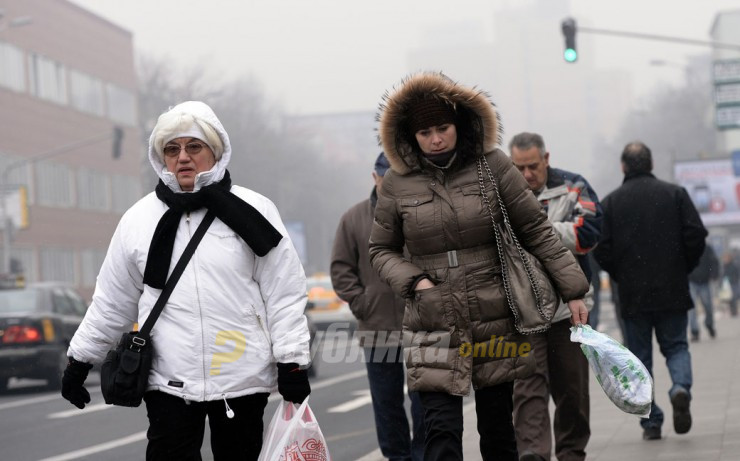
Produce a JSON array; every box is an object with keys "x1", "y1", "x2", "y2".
[{"x1": 138, "y1": 211, "x2": 216, "y2": 339}]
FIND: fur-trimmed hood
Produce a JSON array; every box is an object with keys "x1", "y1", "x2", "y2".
[{"x1": 377, "y1": 72, "x2": 501, "y2": 175}]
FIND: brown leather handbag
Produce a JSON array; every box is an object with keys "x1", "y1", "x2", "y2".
[{"x1": 477, "y1": 157, "x2": 559, "y2": 334}]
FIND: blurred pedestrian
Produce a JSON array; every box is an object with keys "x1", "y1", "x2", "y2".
[
  {"x1": 688, "y1": 242, "x2": 719, "y2": 341},
  {"x1": 509, "y1": 132, "x2": 602, "y2": 461},
  {"x1": 369, "y1": 71, "x2": 589, "y2": 461},
  {"x1": 330, "y1": 152, "x2": 425, "y2": 461},
  {"x1": 722, "y1": 251, "x2": 740, "y2": 317},
  {"x1": 594, "y1": 141, "x2": 707, "y2": 441},
  {"x1": 61, "y1": 101, "x2": 312, "y2": 460}
]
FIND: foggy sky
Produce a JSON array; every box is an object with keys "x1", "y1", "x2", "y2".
[{"x1": 68, "y1": 0, "x2": 740, "y2": 116}]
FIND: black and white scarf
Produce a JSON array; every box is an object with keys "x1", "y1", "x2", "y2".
[{"x1": 142, "y1": 170, "x2": 283, "y2": 289}]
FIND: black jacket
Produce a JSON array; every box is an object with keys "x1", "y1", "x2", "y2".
[{"x1": 594, "y1": 172, "x2": 707, "y2": 317}]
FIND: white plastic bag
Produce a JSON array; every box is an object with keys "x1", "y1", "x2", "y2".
[
  {"x1": 570, "y1": 325, "x2": 653, "y2": 417},
  {"x1": 258, "y1": 397, "x2": 331, "y2": 461}
]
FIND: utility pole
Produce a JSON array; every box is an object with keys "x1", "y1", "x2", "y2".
[{"x1": 0, "y1": 127, "x2": 123, "y2": 274}]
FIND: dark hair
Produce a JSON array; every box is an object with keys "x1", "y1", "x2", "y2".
[
  {"x1": 509, "y1": 132, "x2": 546, "y2": 156},
  {"x1": 621, "y1": 141, "x2": 653, "y2": 174}
]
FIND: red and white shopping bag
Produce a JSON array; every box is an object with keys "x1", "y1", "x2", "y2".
[{"x1": 258, "y1": 397, "x2": 331, "y2": 461}]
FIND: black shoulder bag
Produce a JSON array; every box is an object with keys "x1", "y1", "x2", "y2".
[{"x1": 101, "y1": 211, "x2": 215, "y2": 407}]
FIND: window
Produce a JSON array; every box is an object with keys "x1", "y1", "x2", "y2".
[
  {"x1": 0, "y1": 40, "x2": 25, "y2": 92},
  {"x1": 111, "y1": 174, "x2": 141, "y2": 213},
  {"x1": 80, "y1": 248, "x2": 106, "y2": 288},
  {"x1": 69, "y1": 70, "x2": 104, "y2": 116},
  {"x1": 52, "y1": 287, "x2": 76, "y2": 316},
  {"x1": 36, "y1": 161, "x2": 74, "y2": 207},
  {"x1": 77, "y1": 168, "x2": 110, "y2": 211},
  {"x1": 29, "y1": 53, "x2": 67, "y2": 105},
  {"x1": 106, "y1": 83, "x2": 136, "y2": 126},
  {"x1": 40, "y1": 247, "x2": 76, "y2": 284}
]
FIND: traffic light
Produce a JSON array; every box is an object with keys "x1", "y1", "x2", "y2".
[
  {"x1": 112, "y1": 126, "x2": 123, "y2": 159},
  {"x1": 561, "y1": 17, "x2": 577, "y2": 63}
]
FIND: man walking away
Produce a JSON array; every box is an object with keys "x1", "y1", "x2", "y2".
[
  {"x1": 331, "y1": 152, "x2": 424, "y2": 461},
  {"x1": 509, "y1": 132, "x2": 602, "y2": 461},
  {"x1": 594, "y1": 141, "x2": 707, "y2": 441}
]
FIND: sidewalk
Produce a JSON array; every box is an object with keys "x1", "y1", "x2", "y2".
[{"x1": 462, "y1": 302, "x2": 740, "y2": 461}]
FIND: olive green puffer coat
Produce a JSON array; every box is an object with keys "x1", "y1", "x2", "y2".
[{"x1": 369, "y1": 72, "x2": 589, "y2": 396}]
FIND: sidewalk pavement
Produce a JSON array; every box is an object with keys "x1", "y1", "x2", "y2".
[
  {"x1": 356, "y1": 301, "x2": 740, "y2": 460},
  {"x1": 462, "y1": 302, "x2": 740, "y2": 461}
]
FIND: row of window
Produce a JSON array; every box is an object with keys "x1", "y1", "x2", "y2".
[
  {"x1": 5, "y1": 246, "x2": 107, "y2": 289},
  {"x1": 0, "y1": 153, "x2": 141, "y2": 213},
  {"x1": 0, "y1": 40, "x2": 136, "y2": 125}
]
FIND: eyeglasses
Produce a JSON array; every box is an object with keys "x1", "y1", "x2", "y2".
[{"x1": 163, "y1": 142, "x2": 206, "y2": 158}]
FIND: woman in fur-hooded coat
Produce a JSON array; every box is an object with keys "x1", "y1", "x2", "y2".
[{"x1": 369, "y1": 72, "x2": 589, "y2": 460}]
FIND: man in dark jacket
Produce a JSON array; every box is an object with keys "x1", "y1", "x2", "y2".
[
  {"x1": 594, "y1": 142, "x2": 707, "y2": 441},
  {"x1": 330, "y1": 152, "x2": 424, "y2": 461},
  {"x1": 688, "y1": 243, "x2": 719, "y2": 341},
  {"x1": 510, "y1": 132, "x2": 602, "y2": 461}
]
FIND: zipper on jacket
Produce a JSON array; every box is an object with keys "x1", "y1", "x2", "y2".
[
  {"x1": 187, "y1": 211, "x2": 209, "y2": 402},
  {"x1": 251, "y1": 304, "x2": 271, "y2": 343}
]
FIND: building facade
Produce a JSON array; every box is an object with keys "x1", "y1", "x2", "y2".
[{"x1": 0, "y1": 0, "x2": 142, "y2": 300}]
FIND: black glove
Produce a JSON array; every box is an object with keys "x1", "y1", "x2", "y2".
[
  {"x1": 277, "y1": 362, "x2": 311, "y2": 404},
  {"x1": 61, "y1": 357, "x2": 93, "y2": 409}
]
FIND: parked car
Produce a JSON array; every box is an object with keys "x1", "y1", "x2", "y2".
[
  {"x1": 305, "y1": 274, "x2": 356, "y2": 332},
  {"x1": 0, "y1": 281, "x2": 88, "y2": 391}
]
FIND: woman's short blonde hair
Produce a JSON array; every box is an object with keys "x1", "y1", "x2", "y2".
[{"x1": 152, "y1": 111, "x2": 224, "y2": 162}]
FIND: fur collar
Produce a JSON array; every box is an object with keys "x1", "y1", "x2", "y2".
[{"x1": 377, "y1": 72, "x2": 502, "y2": 175}]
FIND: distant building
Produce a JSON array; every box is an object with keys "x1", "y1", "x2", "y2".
[
  {"x1": 284, "y1": 111, "x2": 377, "y2": 274},
  {"x1": 0, "y1": 0, "x2": 142, "y2": 300}
]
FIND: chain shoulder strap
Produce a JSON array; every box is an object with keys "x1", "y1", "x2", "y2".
[{"x1": 476, "y1": 156, "x2": 549, "y2": 324}]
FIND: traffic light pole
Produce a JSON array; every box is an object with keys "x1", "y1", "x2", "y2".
[
  {"x1": 577, "y1": 25, "x2": 740, "y2": 51},
  {"x1": 0, "y1": 128, "x2": 122, "y2": 274}
]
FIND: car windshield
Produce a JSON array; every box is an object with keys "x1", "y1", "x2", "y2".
[{"x1": 0, "y1": 289, "x2": 39, "y2": 314}]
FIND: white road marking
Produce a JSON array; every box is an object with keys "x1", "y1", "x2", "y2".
[
  {"x1": 48, "y1": 402, "x2": 110, "y2": 419},
  {"x1": 327, "y1": 389, "x2": 373, "y2": 413},
  {"x1": 36, "y1": 431, "x2": 148, "y2": 461},
  {"x1": 26, "y1": 368, "x2": 369, "y2": 459}
]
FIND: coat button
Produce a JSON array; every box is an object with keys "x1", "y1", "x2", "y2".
[
  {"x1": 414, "y1": 199, "x2": 419, "y2": 204},
  {"x1": 431, "y1": 182, "x2": 436, "y2": 186}
]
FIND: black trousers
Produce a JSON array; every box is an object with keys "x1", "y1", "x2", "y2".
[
  {"x1": 419, "y1": 382, "x2": 517, "y2": 461},
  {"x1": 144, "y1": 390, "x2": 269, "y2": 461}
]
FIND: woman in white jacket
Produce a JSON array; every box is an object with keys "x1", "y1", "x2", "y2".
[{"x1": 61, "y1": 101, "x2": 312, "y2": 460}]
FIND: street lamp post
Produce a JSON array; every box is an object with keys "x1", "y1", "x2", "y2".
[
  {"x1": 0, "y1": 129, "x2": 122, "y2": 274},
  {"x1": 0, "y1": 9, "x2": 32, "y2": 33}
]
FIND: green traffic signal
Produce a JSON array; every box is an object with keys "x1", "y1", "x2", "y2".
[
  {"x1": 564, "y1": 48, "x2": 577, "y2": 62},
  {"x1": 561, "y1": 17, "x2": 578, "y2": 63}
]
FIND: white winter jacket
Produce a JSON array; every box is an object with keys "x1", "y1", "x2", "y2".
[{"x1": 68, "y1": 101, "x2": 310, "y2": 402}]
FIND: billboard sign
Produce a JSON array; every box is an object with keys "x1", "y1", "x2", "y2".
[{"x1": 674, "y1": 158, "x2": 740, "y2": 226}]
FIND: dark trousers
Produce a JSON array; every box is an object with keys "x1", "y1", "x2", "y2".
[
  {"x1": 623, "y1": 310, "x2": 692, "y2": 430},
  {"x1": 365, "y1": 346, "x2": 425, "y2": 461},
  {"x1": 144, "y1": 390, "x2": 269, "y2": 461},
  {"x1": 513, "y1": 319, "x2": 590, "y2": 461},
  {"x1": 419, "y1": 382, "x2": 517, "y2": 461}
]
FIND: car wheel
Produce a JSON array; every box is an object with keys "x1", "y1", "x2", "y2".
[{"x1": 46, "y1": 350, "x2": 67, "y2": 390}]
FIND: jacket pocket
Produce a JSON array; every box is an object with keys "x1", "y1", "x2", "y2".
[
  {"x1": 406, "y1": 281, "x2": 450, "y2": 332},
  {"x1": 350, "y1": 291, "x2": 367, "y2": 321},
  {"x1": 461, "y1": 183, "x2": 486, "y2": 220},
  {"x1": 470, "y1": 268, "x2": 507, "y2": 323},
  {"x1": 399, "y1": 194, "x2": 435, "y2": 236},
  {"x1": 246, "y1": 304, "x2": 272, "y2": 353}
]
